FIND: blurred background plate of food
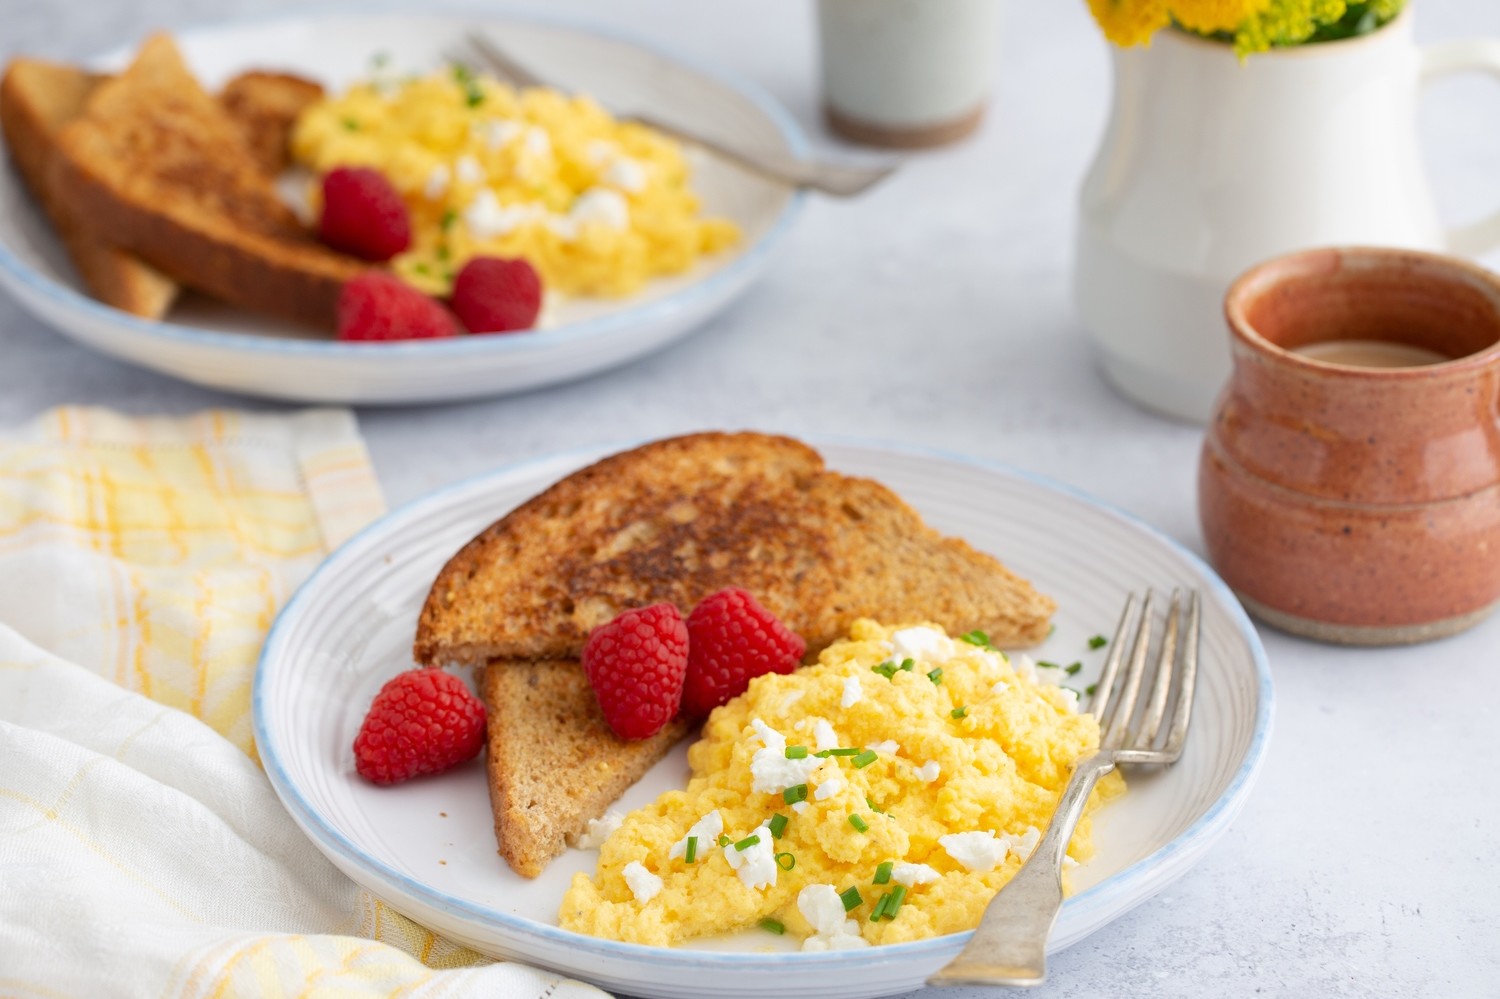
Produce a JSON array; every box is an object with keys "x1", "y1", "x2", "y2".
[{"x1": 0, "y1": 11, "x2": 806, "y2": 404}]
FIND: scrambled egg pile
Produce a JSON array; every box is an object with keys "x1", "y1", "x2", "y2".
[
  {"x1": 559, "y1": 621, "x2": 1124, "y2": 949},
  {"x1": 291, "y1": 67, "x2": 739, "y2": 298}
]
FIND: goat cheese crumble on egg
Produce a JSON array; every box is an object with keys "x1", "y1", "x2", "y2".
[
  {"x1": 940, "y1": 831, "x2": 1010, "y2": 873},
  {"x1": 915, "y1": 760, "x2": 941, "y2": 782},
  {"x1": 622, "y1": 861, "x2": 662, "y2": 904},
  {"x1": 814, "y1": 775, "x2": 845, "y2": 801},
  {"x1": 841, "y1": 676, "x2": 863, "y2": 708},
  {"x1": 891, "y1": 862, "x2": 940, "y2": 887},
  {"x1": 723, "y1": 824, "x2": 777, "y2": 890},
  {"x1": 749, "y1": 719, "x2": 820, "y2": 794},
  {"x1": 889, "y1": 626, "x2": 955, "y2": 665},
  {"x1": 813, "y1": 719, "x2": 839, "y2": 752},
  {"x1": 574, "y1": 809, "x2": 624, "y2": 850},
  {"x1": 669, "y1": 811, "x2": 724, "y2": 860},
  {"x1": 798, "y1": 885, "x2": 870, "y2": 951}
]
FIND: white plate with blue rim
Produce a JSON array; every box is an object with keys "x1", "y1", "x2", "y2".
[
  {"x1": 0, "y1": 10, "x2": 804, "y2": 404},
  {"x1": 254, "y1": 437, "x2": 1274, "y2": 999}
]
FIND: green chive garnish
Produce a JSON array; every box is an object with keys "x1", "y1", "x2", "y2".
[
  {"x1": 1062, "y1": 685, "x2": 1084, "y2": 699},
  {"x1": 1086, "y1": 683, "x2": 1099, "y2": 696},
  {"x1": 1065, "y1": 662, "x2": 1083, "y2": 675},
  {"x1": 885, "y1": 885, "x2": 908, "y2": 919},
  {"x1": 412, "y1": 263, "x2": 431, "y2": 275},
  {"x1": 899, "y1": 658, "x2": 915, "y2": 671},
  {"x1": 1037, "y1": 660, "x2": 1062, "y2": 671},
  {"x1": 840, "y1": 886, "x2": 862, "y2": 911},
  {"x1": 685, "y1": 836, "x2": 698, "y2": 863},
  {"x1": 1088, "y1": 635, "x2": 1108, "y2": 649},
  {"x1": 951, "y1": 706, "x2": 968, "y2": 719},
  {"x1": 758, "y1": 917, "x2": 785, "y2": 935},
  {"x1": 824, "y1": 747, "x2": 860, "y2": 757},
  {"x1": 958, "y1": 629, "x2": 991, "y2": 647},
  {"x1": 776, "y1": 851, "x2": 796, "y2": 870},
  {"x1": 341, "y1": 117, "x2": 359, "y2": 131},
  {"x1": 871, "y1": 891, "x2": 892, "y2": 921},
  {"x1": 768, "y1": 814, "x2": 788, "y2": 838},
  {"x1": 783, "y1": 784, "x2": 808, "y2": 804},
  {"x1": 852, "y1": 749, "x2": 878, "y2": 769},
  {"x1": 872, "y1": 661, "x2": 898, "y2": 679},
  {"x1": 452, "y1": 63, "x2": 474, "y2": 84},
  {"x1": 928, "y1": 667, "x2": 943, "y2": 684},
  {"x1": 441, "y1": 209, "x2": 457, "y2": 230},
  {"x1": 786, "y1": 745, "x2": 809, "y2": 759},
  {"x1": 465, "y1": 84, "x2": 485, "y2": 108},
  {"x1": 371, "y1": 51, "x2": 390, "y2": 68},
  {"x1": 866, "y1": 796, "x2": 883, "y2": 813},
  {"x1": 848, "y1": 814, "x2": 869, "y2": 833},
  {"x1": 718, "y1": 834, "x2": 731, "y2": 847},
  {"x1": 874, "y1": 861, "x2": 893, "y2": 885},
  {"x1": 734, "y1": 834, "x2": 761, "y2": 851}
]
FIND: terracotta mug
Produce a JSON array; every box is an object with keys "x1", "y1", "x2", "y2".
[{"x1": 1199, "y1": 246, "x2": 1500, "y2": 645}]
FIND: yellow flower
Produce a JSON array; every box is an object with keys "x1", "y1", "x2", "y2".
[
  {"x1": 1169, "y1": 0, "x2": 1271, "y2": 35},
  {"x1": 1088, "y1": 0, "x2": 1172, "y2": 47},
  {"x1": 1234, "y1": 0, "x2": 1349, "y2": 54}
]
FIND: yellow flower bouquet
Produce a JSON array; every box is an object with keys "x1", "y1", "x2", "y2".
[{"x1": 1088, "y1": 0, "x2": 1407, "y2": 55}]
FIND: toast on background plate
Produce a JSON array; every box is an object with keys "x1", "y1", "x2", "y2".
[
  {"x1": 415, "y1": 431, "x2": 1057, "y2": 876},
  {"x1": 0, "y1": 58, "x2": 178, "y2": 319},
  {"x1": 49, "y1": 33, "x2": 364, "y2": 329}
]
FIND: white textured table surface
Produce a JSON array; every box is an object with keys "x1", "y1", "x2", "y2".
[{"x1": 4, "y1": 1, "x2": 1499, "y2": 996}]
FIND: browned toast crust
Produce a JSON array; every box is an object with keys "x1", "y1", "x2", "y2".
[
  {"x1": 416, "y1": 431, "x2": 1055, "y2": 667},
  {"x1": 219, "y1": 70, "x2": 324, "y2": 177},
  {"x1": 0, "y1": 58, "x2": 178, "y2": 319},
  {"x1": 482, "y1": 660, "x2": 692, "y2": 877},
  {"x1": 49, "y1": 35, "x2": 363, "y2": 328}
]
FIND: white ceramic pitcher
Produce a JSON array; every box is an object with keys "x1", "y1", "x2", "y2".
[{"x1": 1074, "y1": 10, "x2": 1500, "y2": 422}]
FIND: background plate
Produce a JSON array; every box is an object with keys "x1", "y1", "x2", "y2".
[
  {"x1": 0, "y1": 10, "x2": 804, "y2": 404},
  {"x1": 254, "y1": 439, "x2": 1274, "y2": 998}
]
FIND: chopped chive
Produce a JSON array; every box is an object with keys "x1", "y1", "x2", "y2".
[
  {"x1": 465, "y1": 84, "x2": 485, "y2": 108},
  {"x1": 814, "y1": 749, "x2": 832, "y2": 758},
  {"x1": 1085, "y1": 683, "x2": 1099, "y2": 696},
  {"x1": 718, "y1": 834, "x2": 731, "y2": 847},
  {"x1": 734, "y1": 834, "x2": 761, "y2": 851},
  {"x1": 1088, "y1": 635, "x2": 1108, "y2": 649},
  {"x1": 825, "y1": 747, "x2": 860, "y2": 757},
  {"x1": 768, "y1": 814, "x2": 788, "y2": 838},
  {"x1": 440, "y1": 209, "x2": 457, "y2": 230},
  {"x1": 685, "y1": 836, "x2": 698, "y2": 863},
  {"x1": 852, "y1": 749, "x2": 878, "y2": 769},
  {"x1": 776, "y1": 851, "x2": 796, "y2": 870},
  {"x1": 848, "y1": 814, "x2": 869, "y2": 833},
  {"x1": 871, "y1": 890, "x2": 893, "y2": 921},
  {"x1": 866, "y1": 796, "x2": 882, "y2": 813},
  {"x1": 951, "y1": 706, "x2": 968, "y2": 719},
  {"x1": 783, "y1": 784, "x2": 809, "y2": 804},
  {"x1": 958, "y1": 629, "x2": 991, "y2": 647},
  {"x1": 928, "y1": 667, "x2": 943, "y2": 684},
  {"x1": 1061, "y1": 686, "x2": 1084, "y2": 699},
  {"x1": 874, "y1": 861, "x2": 893, "y2": 885},
  {"x1": 872, "y1": 661, "x2": 898, "y2": 679},
  {"x1": 1065, "y1": 662, "x2": 1083, "y2": 675},
  {"x1": 1037, "y1": 660, "x2": 1062, "y2": 671},
  {"x1": 785, "y1": 745, "x2": 809, "y2": 759},
  {"x1": 758, "y1": 917, "x2": 785, "y2": 935},
  {"x1": 341, "y1": 116, "x2": 360, "y2": 131},
  {"x1": 371, "y1": 51, "x2": 391, "y2": 68},
  {"x1": 885, "y1": 884, "x2": 908, "y2": 919},
  {"x1": 840, "y1": 886, "x2": 862, "y2": 911},
  {"x1": 452, "y1": 62, "x2": 474, "y2": 84},
  {"x1": 899, "y1": 658, "x2": 915, "y2": 672},
  {"x1": 412, "y1": 263, "x2": 431, "y2": 275}
]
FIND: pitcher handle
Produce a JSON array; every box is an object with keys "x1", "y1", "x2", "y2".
[{"x1": 1421, "y1": 40, "x2": 1500, "y2": 256}]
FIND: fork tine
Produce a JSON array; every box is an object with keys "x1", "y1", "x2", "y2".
[
  {"x1": 1103, "y1": 589, "x2": 1157, "y2": 749},
  {"x1": 1132, "y1": 589, "x2": 1181, "y2": 747},
  {"x1": 1160, "y1": 590, "x2": 1201, "y2": 760},
  {"x1": 1088, "y1": 592, "x2": 1139, "y2": 720},
  {"x1": 465, "y1": 31, "x2": 548, "y2": 88}
]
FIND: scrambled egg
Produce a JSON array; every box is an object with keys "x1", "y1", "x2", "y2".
[
  {"x1": 291, "y1": 66, "x2": 739, "y2": 298},
  {"x1": 559, "y1": 621, "x2": 1124, "y2": 949}
]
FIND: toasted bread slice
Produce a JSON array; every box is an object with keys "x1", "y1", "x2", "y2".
[
  {"x1": 483, "y1": 660, "x2": 693, "y2": 878},
  {"x1": 219, "y1": 70, "x2": 323, "y2": 177},
  {"x1": 0, "y1": 58, "x2": 178, "y2": 319},
  {"x1": 416, "y1": 431, "x2": 1055, "y2": 667},
  {"x1": 50, "y1": 34, "x2": 363, "y2": 329},
  {"x1": 419, "y1": 431, "x2": 1055, "y2": 876}
]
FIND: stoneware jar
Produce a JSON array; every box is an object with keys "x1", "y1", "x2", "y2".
[
  {"x1": 1076, "y1": 9, "x2": 1500, "y2": 423},
  {"x1": 1199, "y1": 247, "x2": 1500, "y2": 645}
]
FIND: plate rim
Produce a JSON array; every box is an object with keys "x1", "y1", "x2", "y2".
[
  {"x1": 0, "y1": 1, "x2": 808, "y2": 359},
  {"x1": 253, "y1": 434, "x2": 1275, "y2": 969}
]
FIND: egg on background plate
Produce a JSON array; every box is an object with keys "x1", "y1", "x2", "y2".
[{"x1": 560, "y1": 620, "x2": 1124, "y2": 950}]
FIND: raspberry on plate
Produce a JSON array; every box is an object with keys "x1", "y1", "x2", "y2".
[
  {"x1": 337, "y1": 273, "x2": 461, "y2": 342},
  {"x1": 449, "y1": 256, "x2": 543, "y2": 334},
  {"x1": 682, "y1": 587, "x2": 806, "y2": 717},
  {"x1": 319, "y1": 166, "x2": 412, "y2": 261},
  {"x1": 582, "y1": 603, "x2": 689, "y2": 740},
  {"x1": 353, "y1": 669, "x2": 487, "y2": 785}
]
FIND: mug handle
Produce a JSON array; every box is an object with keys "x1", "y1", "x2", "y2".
[{"x1": 1421, "y1": 40, "x2": 1500, "y2": 256}]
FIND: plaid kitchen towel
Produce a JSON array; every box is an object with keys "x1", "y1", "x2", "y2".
[{"x1": 0, "y1": 407, "x2": 604, "y2": 998}]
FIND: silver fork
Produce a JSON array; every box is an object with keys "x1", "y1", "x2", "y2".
[
  {"x1": 929, "y1": 588, "x2": 1202, "y2": 988},
  {"x1": 449, "y1": 32, "x2": 898, "y2": 197}
]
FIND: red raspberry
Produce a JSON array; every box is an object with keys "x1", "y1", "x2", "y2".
[
  {"x1": 353, "y1": 669, "x2": 487, "y2": 785},
  {"x1": 337, "y1": 273, "x2": 461, "y2": 342},
  {"x1": 319, "y1": 166, "x2": 412, "y2": 261},
  {"x1": 582, "y1": 603, "x2": 689, "y2": 740},
  {"x1": 449, "y1": 256, "x2": 543, "y2": 334},
  {"x1": 682, "y1": 588, "x2": 806, "y2": 717}
]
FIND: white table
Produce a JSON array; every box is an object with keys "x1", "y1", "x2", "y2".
[{"x1": 3, "y1": 1, "x2": 1497, "y2": 995}]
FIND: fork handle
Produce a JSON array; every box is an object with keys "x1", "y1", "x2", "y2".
[{"x1": 927, "y1": 751, "x2": 1118, "y2": 988}]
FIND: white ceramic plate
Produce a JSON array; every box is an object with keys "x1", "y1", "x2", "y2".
[
  {"x1": 0, "y1": 11, "x2": 804, "y2": 404},
  {"x1": 254, "y1": 440, "x2": 1274, "y2": 999}
]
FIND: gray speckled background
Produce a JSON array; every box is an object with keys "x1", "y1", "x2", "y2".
[{"x1": 3, "y1": 1, "x2": 1498, "y2": 996}]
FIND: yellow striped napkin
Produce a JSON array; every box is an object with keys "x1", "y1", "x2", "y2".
[{"x1": 0, "y1": 407, "x2": 605, "y2": 998}]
